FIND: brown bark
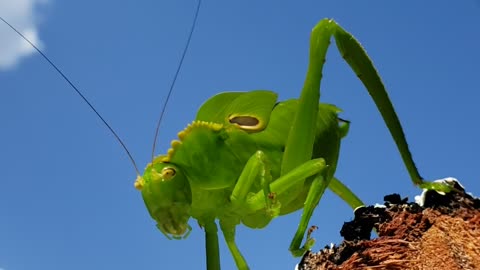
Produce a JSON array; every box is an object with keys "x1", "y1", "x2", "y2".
[{"x1": 298, "y1": 181, "x2": 480, "y2": 270}]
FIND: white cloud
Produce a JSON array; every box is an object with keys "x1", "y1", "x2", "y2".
[{"x1": 0, "y1": 0, "x2": 49, "y2": 70}]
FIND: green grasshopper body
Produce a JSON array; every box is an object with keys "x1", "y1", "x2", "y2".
[
  {"x1": 0, "y1": 3, "x2": 465, "y2": 269},
  {"x1": 0, "y1": 9, "x2": 458, "y2": 270},
  {"x1": 136, "y1": 92, "x2": 361, "y2": 269},
  {"x1": 134, "y1": 19, "x2": 452, "y2": 270}
]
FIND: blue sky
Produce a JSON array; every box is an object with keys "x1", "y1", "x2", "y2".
[{"x1": 1, "y1": 1, "x2": 479, "y2": 269}]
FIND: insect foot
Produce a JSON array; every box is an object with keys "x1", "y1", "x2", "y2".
[
  {"x1": 415, "y1": 177, "x2": 463, "y2": 206},
  {"x1": 265, "y1": 192, "x2": 281, "y2": 217},
  {"x1": 415, "y1": 177, "x2": 465, "y2": 206}
]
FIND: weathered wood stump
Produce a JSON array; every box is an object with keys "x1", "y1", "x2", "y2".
[{"x1": 299, "y1": 180, "x2": 480, "y2": 270}]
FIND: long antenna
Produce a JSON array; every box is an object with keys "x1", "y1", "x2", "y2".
[
  {"x1": 0, "y1": 16, "x2": 141, "y2": 176},
  {"x1": 150, "y1": 0, "x2": 202, "y2": 161}
]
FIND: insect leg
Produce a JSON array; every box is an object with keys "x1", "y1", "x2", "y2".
[
  {"x1": 204, "y1": 220, "x2": 221, "y2": 270},
  {"x1": 219, "y1": 150, "x2": 278, "y2": 270},
  {"x1": 242, "y1": 158, "x2": 330, "y2": 256},
  {"x1": 329, "y1": 177, "x2": 364, "y2": 209},
  {"x1": 246, "y1": 158, "x2": 328, "y2": 212},
  {"x1": 330, "y1": 21, "x2": 453, "y2": 193},
  {"x1": 230, "y1": 151, "x2": 267, "y2": 204},
  {"x1": 219, "y1": 222, "x2": 249, "y2": 270},
  {"x1": 288, "y1": 172, "x2": 329, "y2": 257},
  {"x1": 281, "y1": 19, "x2": 334, "y2": 176},
  {"x1": 230, "y1": 150, "x2": 279, "y2": 216}
]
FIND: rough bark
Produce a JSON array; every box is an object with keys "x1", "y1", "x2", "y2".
[{"x1": 298, "y1": 181, "x2": 480, "y2": 270}]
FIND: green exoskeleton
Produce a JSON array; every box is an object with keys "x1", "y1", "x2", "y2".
[
  {"x1": 2, "y1": 10, "x2": 455, "y2": 270},
  {"x1": 133, "y1": 19, "x2": 453, "y2": 270}
]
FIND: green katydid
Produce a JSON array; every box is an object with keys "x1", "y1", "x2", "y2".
[
  {"x1": 1, "y1": 10, "x2": 455, "y2": 270},
  {"x1": 133, "y1": 18, "x2": 453, "y2": 270}
]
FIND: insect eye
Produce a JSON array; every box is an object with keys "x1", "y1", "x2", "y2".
[
  {"x1": 161, "y1": 167, "x2": 176, "y2": 181},
  {"x1": 229, "y1": 115, "x2": 261, "y2": 131}
]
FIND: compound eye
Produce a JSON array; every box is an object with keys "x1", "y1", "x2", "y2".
[{"x1": 161, "y1": 167, "x2": 176, "y2": 181}]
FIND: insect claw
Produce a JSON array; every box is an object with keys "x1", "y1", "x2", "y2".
[
  {"x1": 307, "y1": 225, "x2": 318, "y2": 238},
  {"x1": 266, "y1": 192, "x2": 281, "y2": 217},
  {"x1": 415, "y1": 177, "x2": 464, "y2": 206}
]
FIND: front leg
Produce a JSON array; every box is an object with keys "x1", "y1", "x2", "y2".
[
  {"x1": 223, "y1": 152, "x2": 329, "y2": 268},
  {"x1": 243, "y1": 158, "x2": 363, "y2": 257},
  {"x1": 219, "y1": 150, "x2": 280, "y2": 270},
  {"x1": 204, "y1": 219, "x2": 221, "y2": 270},
  {"x1": 230, "y1": 150, "x2": 279, "y2": 217},
  {"x1": 244, "y1": 158, "x2": 330, "y2": 256},
  {"x1": 220, "y1": 222, "x2": 249, "y2": 270}
]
